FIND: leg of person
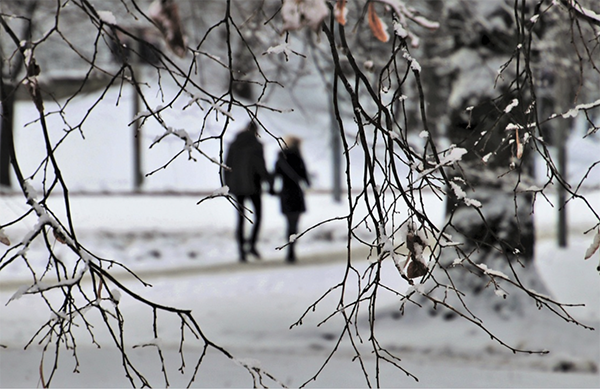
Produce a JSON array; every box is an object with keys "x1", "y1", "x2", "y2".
[
  {"x1": 248, "y1": 192, "x2": 262, "y2": 259},
  {"x1": 286, "y1": 212, "x2": 300, "y2": 263},
  {"x1": 235, "y1": 195, "x2": 247, "y2": 262}
]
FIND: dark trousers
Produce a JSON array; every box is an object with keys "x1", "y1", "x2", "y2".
[
  {"x1": 235, "y1": 193, "x2": 262, "y2": 260},
  {"x1": 285, "y1": 212, "x2": 301, "y2": 261}
]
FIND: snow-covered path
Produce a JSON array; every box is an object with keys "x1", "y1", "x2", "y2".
[
  {"x1": 1, "y1": 192, "x2": 599, "y2": 387},
  {"x1": 1, "y1": 251, "x2": 599, "y2": 388}
]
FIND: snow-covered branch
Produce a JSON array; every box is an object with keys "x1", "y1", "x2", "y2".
[{"x1": 560, "y1": 0, "x2": 600, "y2": 26}]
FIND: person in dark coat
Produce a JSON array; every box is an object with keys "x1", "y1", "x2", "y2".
[
  {"x1": 224, "y1": 121, "x2": 272, "y2": 262},
  {"x1": 272, "y1": 136, "x2": 310, "y2": 263}
]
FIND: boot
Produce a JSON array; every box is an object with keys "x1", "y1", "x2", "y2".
[
  {"x1": 286, "y1": 246, "x2": 296, "y2": 263},
  {"x1": 249, "y1": 246, "x2": 261, "y2": 259}
]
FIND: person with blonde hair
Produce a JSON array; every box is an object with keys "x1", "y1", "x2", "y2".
[{"x1": 272, "y1": 136, "x2": 310, "y2": 263}]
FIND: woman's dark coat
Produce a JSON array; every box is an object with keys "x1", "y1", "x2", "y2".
[
  {"x1": 224, "y1": 130, "x2": 270, "y2": 196},
  {"x1": 274, "y1": 147, "x2": 310, "y2": 214}
]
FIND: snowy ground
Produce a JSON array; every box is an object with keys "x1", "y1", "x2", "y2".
[
  {"x1": 1, "y1": 28, "x2": 599, "y2": 387},
  {"x1": 0, "y1": 191, "x2": 599, "y2": 388}
]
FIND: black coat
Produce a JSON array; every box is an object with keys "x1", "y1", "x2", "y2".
[
  {"x1": 224, "y1": 131, "x2": 270, "y2": 196},
  {"x1": 274, "y1": 148, "x2": 310, "y2": 214}
]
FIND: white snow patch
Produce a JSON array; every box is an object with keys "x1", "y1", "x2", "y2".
[
  {"x1": 98, "y1": 11, "x2": 117, "y2": 25},
  {"x1": 504, "y1": 99, "x2": 519, "y2": 113}
]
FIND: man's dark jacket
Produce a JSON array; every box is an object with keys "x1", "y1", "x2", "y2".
[{"x1": 224, "y1": 131, "x2": 270, "y2": 196}]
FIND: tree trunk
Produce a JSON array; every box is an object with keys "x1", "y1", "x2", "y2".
[
  {"x1": 0, "y1": 84, "x2": 14, "y2": 188},
  {"x1": 418, "y1": 0, "x2": 545, "y2": 318}
]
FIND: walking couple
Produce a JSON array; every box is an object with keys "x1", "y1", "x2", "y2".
[{"x1": 224, "y1": 121, "x2": 310, "y2": 263}]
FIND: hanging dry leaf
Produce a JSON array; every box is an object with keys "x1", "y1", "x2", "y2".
[
  {"x1": 149, "y1": 0, "x2": 187, "y2": 58},
  {"x1": 516, "y1": 140, "x2": 523, "y2": 159},
  {"x1": 53, "y1": 228, "x2": 67, "y2": 244},
  {"x1": 368, "y1": 3, "x2": 389, "y2": 42},
  {"x1": 515, "y1": 124, "x2": 524, "y2": 160},
  {"x1": 584, "y1": 229, "x2": 600, "y2": 260},
  {"x1": 334, "y1": 0, "x2": 347, "y2": 25},
  {"x1": 406, "y1": 259, "x2": 428, "y2": 279},
  {"x1": 0, "y1": 229, "x2": 10, "y2": 246}
]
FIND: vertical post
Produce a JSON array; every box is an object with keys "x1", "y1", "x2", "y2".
[
  {"x1": 557, "y1": 114, "x2": 568, "y2": 248},
  {"x1": 132, "y1": 83, "x2": 143, "y2": 191},
  {"x1": 329, "y1": 90, "x2": 342, "y2": 203},
  {"x1": 0, "y1": 88, "x2": 14, "y2": 188},
  {"x1": 556, "y1": 65, "x2": 569, "y2": 247},
  {"x1": 132, "y1": 30, "x2": 143, "y2": 192}
]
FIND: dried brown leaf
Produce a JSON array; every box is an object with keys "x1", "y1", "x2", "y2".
[
  {"x1": 335, "y1": 0, "x2": 347, "y2": 25},
  {"x1": 368, "y1": 3, "x2": 389, "y2": 42},
  {"x1": 406, "y1": 260, "x2": 428, "y2": 279}
]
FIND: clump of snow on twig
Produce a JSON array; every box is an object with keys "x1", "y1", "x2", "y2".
[
  {"x1": 415, "y1": 146, "x2": 468, "y2": 179},
  {"x1": 439, "y1": 147, "x2": 467, "y2": 165},
  {"x1": 264, "y1": 42, "x2": 291, "y2": 55},
  {"x1": 476, "y1": 263, "x2": 510, "y2": 279},
  {"x1": 212, "y1": 186, "x2": 229, "y2": 197},
  {"x1": 97, "y1": 11, "x2": 117, "y2": 25},
  {"x1": 504, "y1": 98, "x2": 518, "y2": 113},
  {"x1": 560, "y1": 98, "x2": 600, "y2": 119},
  {"x1": 406, "y1": 283, "x2": 426, "y2": 295},
  {"x1": 450, "y1": 181, "x2": 482, "y2": 208},
  {"x1": 393, "y1": 20, "x2": 408, "y2": 39},
  {"x1": 402, "y1": 51, "x2": 421, "y2": 73},
  {"x1": 110, "y1": 289, "x2": 122, "y2": 304}
]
